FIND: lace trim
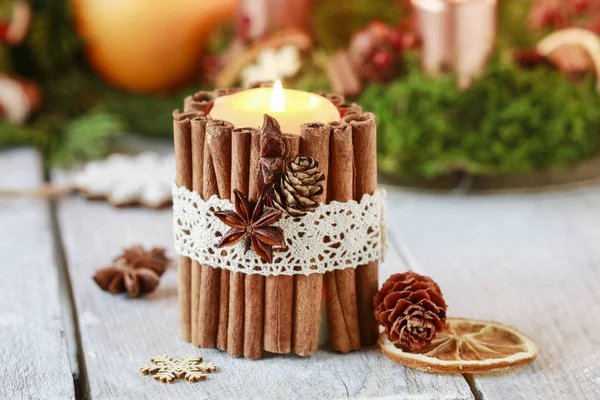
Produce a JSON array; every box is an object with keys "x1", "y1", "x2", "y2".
[{"x1": 173, "y1": 185, "x2": 386, "y2": 276}]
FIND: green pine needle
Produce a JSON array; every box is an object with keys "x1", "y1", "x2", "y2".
[{"x1": 50, "y1": 110, "x2": 124, "y2": 167}]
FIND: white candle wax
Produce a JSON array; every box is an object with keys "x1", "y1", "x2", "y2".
[{"x1": 209, "y1": 80, "x2": 340, "y2": 135}]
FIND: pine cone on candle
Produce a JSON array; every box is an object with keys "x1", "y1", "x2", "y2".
[
  {"x1": 374, "y1": 272, "x2": 447, "y2": 352},
  {"x1": 271, "y1": 155, "x2": 325, "y2": 217}
]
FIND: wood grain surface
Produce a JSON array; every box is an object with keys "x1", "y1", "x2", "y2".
[
  {"x1": 54, "y1": 188, "x2": 472, "y2": 399},
  {"x1": 385, "y1": 185, "x2": 600, "y2": 400},
  {"x1": 5, "y1": 146, "x2": 600, "y2": 399},
  {"x1": 0, "y1": 149, "x2": 74, "y2": 399}
]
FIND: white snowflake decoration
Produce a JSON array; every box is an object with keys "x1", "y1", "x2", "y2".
[
  {"x1": 241, "y1": 45, "x2": 301, "y2": 88},
  {"x1": 70, "y1": 152, "x2": 175, "y2": 208},
  {"x1": 140, "y1": 355, "x2": 216, "y2": 383}
]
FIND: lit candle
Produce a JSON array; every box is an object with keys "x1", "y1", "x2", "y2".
[
  {"x1": 412, "y1": 0, "x2": 449, "y2": 76},
  {"x1": 413, "y1": 0, "x2": 497, "y2": 88},
  {"x1": 209, "y1": 80, "x2": 340, "y2": 135}
]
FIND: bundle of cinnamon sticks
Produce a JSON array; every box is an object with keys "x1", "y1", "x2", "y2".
[{"x1": 174, "y1": 89, "x2": 378, "y2": 358}]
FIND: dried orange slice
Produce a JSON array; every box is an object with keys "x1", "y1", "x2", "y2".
[
  {"x1": 378, "y1": 317, "x2": 538, "y2": 374},
  {"x1": 536, "y1": 27, "x2": 600, "y2": 93}
]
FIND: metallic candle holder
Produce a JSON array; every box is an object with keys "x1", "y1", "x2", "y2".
[{"x1": 413, "y1": 0, "x2": 497, "y2": 89}]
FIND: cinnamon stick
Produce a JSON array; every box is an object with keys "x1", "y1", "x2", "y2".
[
  {"x1": 325, "y1": 121, "x2": 361, "y2": 353},
  {"x1": 293, "y1": 122, "x2": 330, "y2": 356},
  {"x1": 244, "y1": 129, "x2": 265, "y2": 359},
  {"x1": 227, "y1": 127, "x2": 255, "y2": 356},
  {"x1": 317, "y1": 92, "x2": 345, "y2": 107},
  {"x1": 248, "y1": 80, "x2": 275, "y2": 89},
  {"x1": 217, "y1": 273, "x2": 230, "y2": 351},
  {"x1": 328, "y1": 50, "x2": 362, "y2": 97},
  {"x1": 337, "y1": 103, "x2": 362, "y2": 118},
  {"x1": 263, "y1": 133, "x2": 299, "y2": 354},
  {"x1": 344, "y1": 112, "x2": 379, "y2": 345},
  {"x1": 198, "y1": 119, "x2": 233, "y2": 348},
  {"x1": 173, "y1": 110, "x2": 197, "y2": 342},
  {"x1": 213, "y1": 88, "x2": 243, "y2": 98},
  {"x1": 184, "y1": 91, "x2": 215, "y2": 114},
  {"x1": 190, "y1": 115, "x2": 209, "y2": 347}
]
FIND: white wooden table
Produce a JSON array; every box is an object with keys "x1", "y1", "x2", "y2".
[{"x1": 1, "y1": 147, "x2": 599, "y2": 400}]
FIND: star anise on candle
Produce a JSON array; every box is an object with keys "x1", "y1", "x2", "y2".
[{"x1": 215, "y1": 189, "x2": 285, "y2": 263}]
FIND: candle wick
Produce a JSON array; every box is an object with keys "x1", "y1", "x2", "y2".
[{"x1": 270, "y1": 80, "x2": 285, "y2": 113}]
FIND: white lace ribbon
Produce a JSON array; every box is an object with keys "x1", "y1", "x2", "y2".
[{"x1": 173, "y1": 184, "x2": 387, "y2": 276}]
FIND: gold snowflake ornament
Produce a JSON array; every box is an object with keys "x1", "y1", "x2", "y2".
[{"x1": 140, "y1": 355, "x2": 216, "y2": 383}]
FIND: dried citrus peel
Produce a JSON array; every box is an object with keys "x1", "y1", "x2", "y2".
[
  {"x1": 379, "y1": 317, "x2": 538, "y2": 374},
  {"x1": 536, "y1": 27, "x2": 600, "y2": 93}
]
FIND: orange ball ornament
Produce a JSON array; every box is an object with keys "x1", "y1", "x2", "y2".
[{"x1": 72, "y1": 0, "x2": 236, "y2": 93}]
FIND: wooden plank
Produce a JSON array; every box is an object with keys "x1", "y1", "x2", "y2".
[
  {"x1": 385, "y1": 185, "x2": 600, "y2": 400},
  {"x1": 0, "y1": 148, "x2": 74, "y2": 399},
  {"x1": 55, "y1": 187, "x2": 473, "y2": 399}
]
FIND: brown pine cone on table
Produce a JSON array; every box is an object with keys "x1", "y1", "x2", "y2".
[
  {"x1": 374, "y1": 271, "x2": 447, "y2": 352},
  {"x1": 271, "y1": 155, "x2": 325, "y2": 217}
]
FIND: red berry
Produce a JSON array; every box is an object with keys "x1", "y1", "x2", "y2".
[
  {"x1": 573, "y1": 0, "x2": 590, "y2": 14},
  {"x1": 238, "y1": 15, "x2": 252, "y2": 40},
  {"x1": 552, "y1": 13, "x2": 570, "y2": 29},
  {"x1": 0, "y1": 21, "x2": 9, "y2": 43},
  {"x1": 388, "y1": 30, "x2": 404, "y2": 49},
  {"x1": 373, "y1": 50, "x2": 391, "y2": 68},
  {"x1": 402, "y1": 32, "x2": 420, "y2": 50},
  {"x1": 529, "y1": 4, "x2": 557, "y2": 29},
  {"x1": 204, "y1": 56, "x2": 220, "y2": 69}
]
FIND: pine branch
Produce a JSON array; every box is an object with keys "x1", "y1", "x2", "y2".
[{"x1": 0, "y1": 120, "x2": 52, "y2": 150}]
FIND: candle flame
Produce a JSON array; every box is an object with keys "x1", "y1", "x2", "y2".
[{"x1": 270, "y1": 80, "x2": 285, "y2": 112}]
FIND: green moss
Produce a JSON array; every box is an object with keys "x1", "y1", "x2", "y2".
[
  {"x1": 312, "y1": 0, "x2": 404, "y2": 51},
  {"x1": 360, "y1": 57, "x2": 600, "y2": 179},
  {"x1": 3, "y1": 0, "x2": 600, "y2": 175}
]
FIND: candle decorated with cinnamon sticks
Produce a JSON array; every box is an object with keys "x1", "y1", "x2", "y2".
[
  {"x1": 173, "y1": 81, "x2": 383, "y2": 359},
  {"x1": 227, "y1": 127, "x2": 255, "y2": 356},
  {"x1": 293, "y1": 122, "x2": 330, "y2": 356},
  {"x1": 198, "y1": 119, "x2": 233, "y2": 348},
  {"x1": 344, "y1": 112, "x2": 379, "y2": 345},
  {"x1": 190, "y1": 115, "x2": 209, "y2": 346},
  {"x1": 244, "y1": 128, "x2": 266, "y2": 359},
  {"x1": 325, "y1": 120, "x2": 361, "y2": 353},
  {"x1": 184, "y1": 91, "x2": 216, "y2": 114},
  {"x1": 173, "y1": 110, "x2": 202, "y2": 342},
  {"x1": 264, "y1": 133, "x2": 299, "y2": 354}
]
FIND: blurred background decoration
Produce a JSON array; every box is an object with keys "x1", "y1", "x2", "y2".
[{"x1": 2, "y1": 0, "x2": 600, "y2": 182}]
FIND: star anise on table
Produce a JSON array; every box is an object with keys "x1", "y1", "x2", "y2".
[
  {"x1": 120, "y1": 245, "x2": 170, "y2": 275},
  {"x1": 93, "y1": 245, "x2": 170, "y2": 298},
  {"x1": 214, "y1": 189, "x2": 285, "y2": 263}
]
